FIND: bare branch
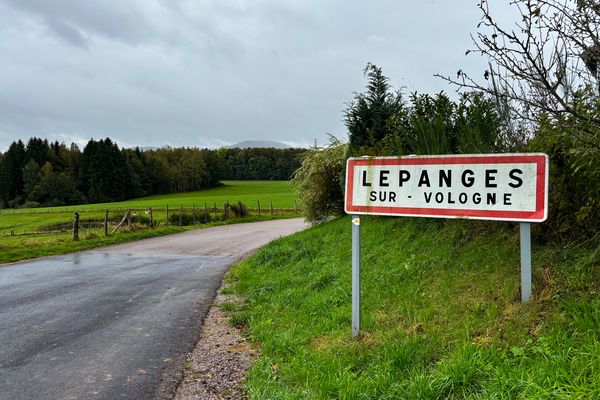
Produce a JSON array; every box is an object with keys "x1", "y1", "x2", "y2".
[{"x1": 438, "y1": 0, "x2": 600, "y2": 149}]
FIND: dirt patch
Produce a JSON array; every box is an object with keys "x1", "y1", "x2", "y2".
[{"x1": 174, "y1": 285, "x2": 257, "y2": 400}]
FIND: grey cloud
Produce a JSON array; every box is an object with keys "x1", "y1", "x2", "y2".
[
  {"x1": 43, "y1": 17, "x2": 89, "y2": 48},
  {"x1": 0, "y1": 0, "x2": 517, "y2": 151},
  {"x1": 1, "y1": 0, "x2": 156, "y2": 45}
]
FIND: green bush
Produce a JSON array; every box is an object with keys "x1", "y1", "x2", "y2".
[
  {"x1": 169, "y1": 211, "x2": 194, "y2": 226},
  {"x1": 388, "y1": 92, "x2": 512, "y2": 156},
  {"x1": 229, "y1": 201, "x2": 248, "y2": 217},
  {"x1": 18, "y1": 200, "x2": 40, "y2": 209},
  {"x1": 345, "y1": 63, "x2": 515, "y2": 158},
  {"x1": 292, "y1": 138, "x2": 348, "y2": 224},
  {"x1": 168, "y1": 210, "x2": 218, "y2": 226},
  {"x1": 529, "y1": 117, "x2": 600, "y2": 241}
]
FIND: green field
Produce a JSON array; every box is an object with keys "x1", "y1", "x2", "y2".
[
  {"x1": 0, "y1": 180, "x2": 299, "y2": 264},
  {"x1": 0, "y1": 181, "x2": 296, "y2": 233},
  {"x1": 226, "y1": 216, "x2": 600, "y2": 399},
  {"x1": 0, "y1": 180, "x2": 295, "y2": 214}
]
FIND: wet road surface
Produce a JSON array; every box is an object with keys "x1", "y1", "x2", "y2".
[{"x1": 0, "y1": 218, "x2": 307, "y2": 400}]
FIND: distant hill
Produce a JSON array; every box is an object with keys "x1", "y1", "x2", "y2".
[
  {"x1": 228, "y1": 140, "x2": 289, "y2": 149},
  {"x1": 138, "y1": 146, "x2": 158, "y2": 151}
]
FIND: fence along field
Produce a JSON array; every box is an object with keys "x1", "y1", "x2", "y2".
[{"x1": 0, "y1": 180, "x2": 299, "y2": 237}]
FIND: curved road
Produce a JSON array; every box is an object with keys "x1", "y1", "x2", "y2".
[{"x1": 0, "y1": 218, "x2": 307, "y2": 400}]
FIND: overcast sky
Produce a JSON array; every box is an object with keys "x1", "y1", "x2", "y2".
[{"x1": 0, "y1": 0, "x2": 515, "y2": 151}]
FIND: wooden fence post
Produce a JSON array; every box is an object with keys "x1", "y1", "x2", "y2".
[
  {"x1": 270, "y1": 201, "x2": 273, "y2": 216},
  {"x1": 258, "y1": 200, "x2": 261, "y2": 216},
  {"x1": 166, "y1": 205, "x2": 169, "y2": 225},
  {"x1": 213, "y1": 202, "x2": 217, "y2": 220},
  {"x1": 104, "y1": 211, "x2": 109, "y2": 236},
  {"x1": 224, "y1": 202, "x2": 228, "y2": 220},
  {"x1": 149, "y1": 207, "x2": 154, "y2": 228},
  {"x1": 179, "y1": 205, "x2": 183, "y2": 226},
  {"x1": 126, "y1": 209, "x2": 132, "y2": 228},
  {"x1": 73, "y1": 212, "x2": 80, "y2": 241},
  {"x1": 193, "y1": 204, "x2": 196, "y2": 225}
]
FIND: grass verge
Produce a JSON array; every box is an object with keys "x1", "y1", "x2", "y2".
[{"x1": 226, "y1": 216, "x2": 600, "y2": 399}]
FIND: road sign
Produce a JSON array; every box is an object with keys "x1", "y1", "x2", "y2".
[
  {"x1": 346, "y1": 153, "x2": 550, "y2": 337},
  {"x1": 345, "y1": 154, "x2": 548, "y2": 222}
]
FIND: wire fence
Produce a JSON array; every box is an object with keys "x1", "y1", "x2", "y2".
[{"x1": 0, "y1": 200, "x2": 302, "y2": 238}]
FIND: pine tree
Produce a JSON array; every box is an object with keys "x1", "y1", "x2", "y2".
[
  {"x1": 345, "y1": 63, "x2": 404, "y2": 155},
  {"x1": 25, "y1": 137, "x2": 50, "y2": 166},
  {"x1": 80, "y1": 138, "x2": 131, "y2": 202},
  {"x1": 0, "y1": 140, "x2": 26, "y2": 205}
]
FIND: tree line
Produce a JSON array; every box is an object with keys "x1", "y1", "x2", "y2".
[{"x1": 0, "y1": 138, "x2": 305, "y2": 208}]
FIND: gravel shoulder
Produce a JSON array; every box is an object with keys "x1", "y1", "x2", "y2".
[{"x1": 174, "y1": 285, "x2": 256, "y2": 400}]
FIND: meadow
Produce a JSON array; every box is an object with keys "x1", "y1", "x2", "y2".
[
  {"x1": 0, "y1": 180, "x2": 296, "y2": 233},
  {"x1": 0, "y1": 180, "x2": 299, "y2": 264},
  {"x1": 226, "y1": 216, "x2": 600, "y2": 399}
]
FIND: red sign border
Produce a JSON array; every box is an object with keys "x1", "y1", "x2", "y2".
[{"x1": 344, "y1": 154, "x2": 549, "y2": 222}]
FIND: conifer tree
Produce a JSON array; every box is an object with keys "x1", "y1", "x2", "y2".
[
  {"x1": 345, "y1": 63, "x2": 404, "y2": 155},
  {"x1": 0, "y1": 140, "x2": 26, "y2": 204}
]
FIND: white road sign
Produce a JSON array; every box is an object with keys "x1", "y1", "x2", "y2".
[{"x1": 345, "y1": 154, "x2": 548, "y2": 222}]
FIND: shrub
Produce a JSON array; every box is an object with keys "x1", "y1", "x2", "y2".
[
  {"x1": 388, "y1": 92, "x2": 512, "y2": 156},
  {"x1": 292, "y1": 137, "x2": 348, "y2": 224},
  {"x1": 42, "y1": 198, "x2": 66, "y2": 207},
  {"x1": 130, "y1": 212, "x2": 151, "y2": 225},
  {"x1": 84, "y1": 230, "x2": 100, "y2": 240},
  {"x1": 168, "y1": 210, "x2": 216, "y2": 226},
  {"x1": 7, "y1": 196, "x2": 24, "y2": 208},
  {"x1": 169, "y1": 211, "x2": 194, "y2": 226},
  {"x1": 345, "y1": 63, "x2": 515, "y2": 158},
  {"x1": 229, "y1": 201, "x2": 248, "y2": 217},
  {"x1": 18, "y1": 201, "x2": 40, "y2": 209},
  {"x1": 529, "y1": 117, "x2": 600, "y2": 241}
]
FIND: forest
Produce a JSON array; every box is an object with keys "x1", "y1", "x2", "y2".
[{"x1": 0, "y1": 138, "x2": 305, "y2": 208}]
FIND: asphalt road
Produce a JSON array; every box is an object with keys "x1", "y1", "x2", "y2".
[{"x1": 0, "y1": 218, "x2": 307, "y2": 400}]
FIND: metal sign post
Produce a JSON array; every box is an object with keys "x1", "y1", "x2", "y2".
[
  {"x1": 352, "y1": 216, "x2": 361, "y2": 338},
  {"x1": 520, "y1": 223, "x2": 532, "y2": 302}
]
